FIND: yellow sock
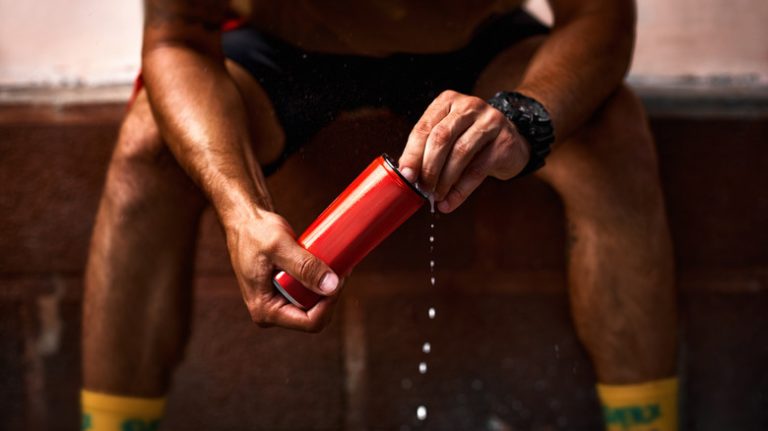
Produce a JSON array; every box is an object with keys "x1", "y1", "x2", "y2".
[
  {"x1": 597, "y1": 377, "x2": 679, "y2": 431},
  {"x1": 81, "y1": 390, "x2": 165, "y2": 431}
]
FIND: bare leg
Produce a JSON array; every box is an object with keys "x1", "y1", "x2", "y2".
[
  {"x1": 82, "y1": 89, "x2": 206, "y2": 395},
  {"x1": 538, "y1": 86, "x2": 677, "y2": 383},
  {"x1": 475, "y1": 38, "x2": 677, "y2": 384},
  {"x1": 82, "y1": 61, "x2": 285, "y2": 396}
]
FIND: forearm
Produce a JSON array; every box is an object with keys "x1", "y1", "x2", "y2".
[
  {"x1": 142, "y1": 47, "x2": 272, "y2": 225},
  {"x1": 136, "y1": 0, "x2": 339, "y2": 329},
  {"x1": 516, "y1": 1, "x2": 636, "y2": 141}
]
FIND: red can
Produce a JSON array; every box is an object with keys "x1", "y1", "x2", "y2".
[{"x1": 273, "y1": 153, "x2": 428, "y2": 309}]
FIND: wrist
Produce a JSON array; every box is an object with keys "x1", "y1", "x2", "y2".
[
  {"x1": 211, "y1": 184, "x2": 270, "y2": 232},
  {"x1": 515, "y1": 133, "x2": 533, "y2": 170}
]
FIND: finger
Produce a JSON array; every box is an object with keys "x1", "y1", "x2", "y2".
[
  {"x1": 399, "y1": 91, "x2": 455, "y2": 182},
  {"x1": 266, "y1": 294, "x2": 340, "y2": 332},
  {"x1": 251, "y1": 275, "x2": 347, "y2": 332},
  {"x1": 420, "y1": 109, "x2": 476, "y2": 193},
  {"x1": 288, "y1": 277, "x2": 345, "y2": 330},
  {"x1": 436, "y1": 145, "x2": 492, "y2": 214},
  {"x1": 271, "y1": 241, "x2": 339, "y2": 297},
  {"x1": 433, "y1": 120, "x2": 499, "y2": 200}
]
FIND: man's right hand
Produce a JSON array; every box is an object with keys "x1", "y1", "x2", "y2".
[
  {"x1": 141, "y1": 1, "x2": 342, "y2": 331},
  {"x1": 224, "y1": 210, "x2": 342, "y2": 332}
]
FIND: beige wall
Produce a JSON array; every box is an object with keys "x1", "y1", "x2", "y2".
[
  {"x1": 0, "y1": 0, "x2": 766, "y2": 87},
  {"x1": 528, "y1": 0, "x2": 768, "y2": 84},
  {"x1": 633, "y1": 0, "x2": 767, "y2": 83},
  {"x1": 0, "y1": 0, "x2": 142, "y2": 87}
]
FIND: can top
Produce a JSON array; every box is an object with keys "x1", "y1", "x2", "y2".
[{"x1": 382, "y1": 153, "x2": 429, "y2": 201}]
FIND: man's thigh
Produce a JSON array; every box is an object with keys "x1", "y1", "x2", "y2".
[
  {"x1": 220, "y1": 10, "x2": 551, "y2": 174},
  {"x1": 222, "y1": 27, "x2": 383, "y2": 175},
  {"x1": 226, "y1": 59, "x2": 287, "y2": 170}
]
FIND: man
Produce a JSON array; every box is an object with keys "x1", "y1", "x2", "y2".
[{"x1": 81, "y1": 0, "x2": 679, "y2": 430}]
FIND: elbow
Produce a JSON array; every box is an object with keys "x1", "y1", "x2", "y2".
[
  {"x1": 616, "y1": 30, "x2": 635, "y2": 79},
  {"x1": 590, "y1": 7, "x2": 637, "y2": 80},
  {"x1": 560, "y1": 1, "x2": 637, "y2": 78}
]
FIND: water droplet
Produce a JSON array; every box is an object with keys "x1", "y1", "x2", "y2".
[
  {"x1": 428, "y1": 307, "x2": 436, "y2": 319},
  {"x1": 430, "y1": 276, "x2": 436, "y2": 286},
  {"x1": 430, "y1": 223, "x2": 434, "y2": 229},
  {"x1": 418, "y1": 362, "x2": 428, "y2": 374},
  {"x1": 429, "y1": 259, "x2": 435, "y2": 269},
  {"x1": 416, "y1": 405, "x2": 428, "y2": 420},
  {"x1": 486, "y1": 415, "x2": 511, "y2": 431},
  {"x1": 429, "y1": 235, "x2": 434, "y2": 243},
  {"x1": 422, "y1": 342, "x2": 431, "y2": 354},
  {"x1": 428, "y1": 194, "x2": 435, "y2": 213}
]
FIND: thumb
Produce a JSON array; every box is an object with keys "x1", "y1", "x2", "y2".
[
  {"x1": 273, "y1": 242, "x2": 339, "y2": 296},
  {"x1": 398, "y1": 154, "x2": 420, "y2": 184},
  {"x1": 398, "y1": 137, "x2": 425, "y2": 184}
]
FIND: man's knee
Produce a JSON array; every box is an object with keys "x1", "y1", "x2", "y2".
[
  {"x1": 113, "y1": 92, "x2": 167, "y2": 164},
  {"x1": 540, "y1": 84, "x2": 663, "y2": 215},
  {"x1": 104, "y1": 91, "x2": 203, "y2": 218}
]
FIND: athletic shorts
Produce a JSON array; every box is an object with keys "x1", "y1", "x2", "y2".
[{"x1": 225, "y1": 10, "x2": 549, "y2": 176}]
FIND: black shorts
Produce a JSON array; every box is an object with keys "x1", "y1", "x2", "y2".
[{"x1": 222, "y1": 9, "x2": 548, "y2": 176}]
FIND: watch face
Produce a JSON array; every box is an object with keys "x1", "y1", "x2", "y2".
[
  {"x1": 489, "y1": 91, "x2": 554, "y2": 143},
  {"x1": 516, "y1": 98, "x2": 551, "y2": 128}
]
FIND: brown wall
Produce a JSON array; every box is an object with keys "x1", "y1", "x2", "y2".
[{"x1": 0, "y1": 104, "x2": 767, "y2": 430}]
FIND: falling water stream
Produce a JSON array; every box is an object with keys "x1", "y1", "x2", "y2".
[{"x1": 414, "y1": 195, "x2": 437, "y2": 424}]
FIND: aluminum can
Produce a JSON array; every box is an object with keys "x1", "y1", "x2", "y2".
[{"x1": 273, "y1": 153, "x2": 427, "y2": 309}]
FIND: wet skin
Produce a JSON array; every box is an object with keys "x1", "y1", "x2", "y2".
[{"x1": 83, "y1": 0, "x2": 677, "y2": 396}]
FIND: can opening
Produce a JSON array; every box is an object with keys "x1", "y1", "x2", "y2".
[
  {"x1": 381, "y1": 153, "x2": 429, "y2": 201},
  {"x1": 273, "y1": 278, "x2": 306, "y2": 309}
]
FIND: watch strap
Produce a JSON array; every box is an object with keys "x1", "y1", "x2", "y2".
[{"x1": 486, "y1": 91, "x2": 555, "y2": 178}]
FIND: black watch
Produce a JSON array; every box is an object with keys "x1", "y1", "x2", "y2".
[{"x1": 486, "y1": 91, "x2": 555, "y2": 178}]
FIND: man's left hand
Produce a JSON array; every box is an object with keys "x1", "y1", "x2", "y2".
[{"x1": 398, "y1": 90, "x2": 531, "y2": 213}]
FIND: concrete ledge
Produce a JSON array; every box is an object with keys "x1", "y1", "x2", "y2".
[
  {"x1": 0, "y1": 84, "x2": 133, "y2": 106},
  {"x1": 630, "y1": 79, "x2": 768, "y2": 119},
  {"x1": 3, "y1": 79, "x2": 768, "y2": 119}
]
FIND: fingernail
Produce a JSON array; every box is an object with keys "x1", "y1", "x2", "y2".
[
  {"x1": 401, "y1": 167, "x2": 416, "y2": 183},
  {"x1": 319, "y1": 272, "x2": 339, "y2": 294},
  {"x1": 437, "y1": 200, "x2": 451, "y2": 213}
]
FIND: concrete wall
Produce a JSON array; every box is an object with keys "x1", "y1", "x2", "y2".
[
  {"x1": 0, "y1": 0, "x2": 766, "y2": 87},
  {"x1": 527, "y1": 0, "x2": 768, "y2": 85},
  {"x1": 0, "y1": 0, "x2": 142, "y2": 86}
]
